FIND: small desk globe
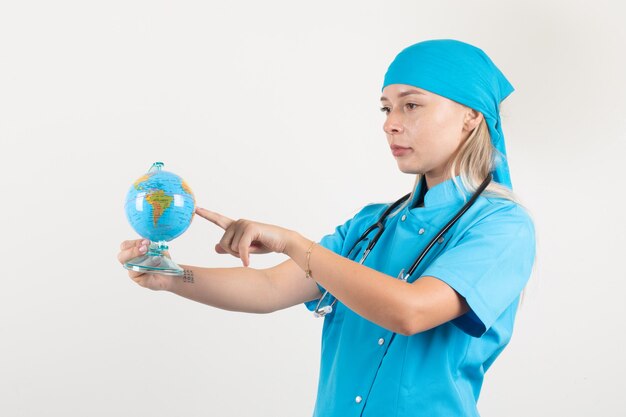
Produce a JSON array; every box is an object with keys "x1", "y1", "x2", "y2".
[{"x1": 124, "y1": 162, "x2": 195, "y2": 275}]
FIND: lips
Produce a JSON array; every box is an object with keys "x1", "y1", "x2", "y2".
[{"x1": 390, "y1": 145, "x2": 412, "y2": 157}]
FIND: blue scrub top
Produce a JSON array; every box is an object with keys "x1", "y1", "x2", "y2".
[{"x1": 304, "y1": 176, "x2": 536, "y2": 416}]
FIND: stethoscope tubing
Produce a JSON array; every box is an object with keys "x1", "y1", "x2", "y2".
[
  {"x1": 404, "y1": 174, "x2": 492, "y2": 280},
  {"x1": 313, "y1": 174, "x2": 492, "y2": 318}
]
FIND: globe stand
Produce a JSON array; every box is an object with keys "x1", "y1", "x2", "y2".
[{"x1": 124, "y1": 241, "x2": 184, "y2": 276}]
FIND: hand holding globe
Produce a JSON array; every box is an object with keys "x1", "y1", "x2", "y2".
[
  {"x1": 117, "y1": 238, "x2": 178, "y2": 290},
  {"x1": 121, "y1": 161, "x2": 300, "y2": 289}
]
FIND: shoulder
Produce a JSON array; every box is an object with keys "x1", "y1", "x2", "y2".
[
  {"x1": 467, "y1": 196, "x2": 536, "y2": 242},
  {"x1": 337, "y1": 201, "x2": 388, "y2": 232},
  {"x1": 483, "y1": 196, "x2": 534, "y2": 223},
  {"x1": 318, "y1": 201, "x2": 389, "y2": 254},
  {"x1": 320, "y1": 201, "x2": 393, "y2": 241},
  {"x1": 355, "y1": 201, "x2": 389, "y2": 219}
]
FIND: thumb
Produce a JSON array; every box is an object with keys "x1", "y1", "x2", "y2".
[{"x1": 214, "y1": 243, "x2": 228, "y2": 254}]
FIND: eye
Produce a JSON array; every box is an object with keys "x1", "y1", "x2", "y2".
[
  {"x1": 405, "y1": 103, "x2": 420, "y2": 110},
  {"x1": 379, "y1": 106, "x2": 390, "y2": 114}
]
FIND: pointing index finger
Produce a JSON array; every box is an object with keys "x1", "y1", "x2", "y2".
[{"x1": 195, "y1": 207, "x2": 233, "y2": 230}]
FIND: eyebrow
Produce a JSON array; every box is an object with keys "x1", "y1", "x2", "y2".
[{"x1": 380, "y1": 90, "x2": 426, "y2": 101}]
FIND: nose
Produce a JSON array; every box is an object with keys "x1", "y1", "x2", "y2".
[{"x1": 383, "y1": 111, "x2": 404, "y2": 135}]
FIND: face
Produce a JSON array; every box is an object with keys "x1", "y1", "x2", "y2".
[{"x1": 380, "y1": 84, "x2": 482, "y2": 188}]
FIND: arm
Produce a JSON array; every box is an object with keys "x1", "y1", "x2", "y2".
[
  {"x1": 190, "y1": 207, "x2": 469, "y2": 335},
  {"x1": 285, "y1": 204, "x2": 535, "y2": 337},
  {"x1": 286, "y1": 232, "x2": 469, "y2": 336},
  {"x1": 168, "y1": 260, "x2": 322, "y2": 314},
  {"x1": 117, "y1": 239, "x2": 321, "y2": 314}
]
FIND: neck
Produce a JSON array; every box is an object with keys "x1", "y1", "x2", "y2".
[
  {"x1": 424, "y1": 173, "x2": 447, "y2": 189},
  {"x1": 424, "y1": 165, "x2": 460, "y2": 189}
]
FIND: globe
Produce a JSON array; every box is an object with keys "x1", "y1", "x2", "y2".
[{"x1": 123, "y1": 162, "x2": 195, "y2": 276}]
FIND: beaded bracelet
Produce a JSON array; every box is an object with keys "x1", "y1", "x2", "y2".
[{"x1": 305, "y1": 241, "x2": 316, "y2": 279}]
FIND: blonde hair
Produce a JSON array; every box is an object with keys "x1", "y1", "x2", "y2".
[
  {"x1": 391, "y1": 114, "x2": 518, "y2": 216},
  {"x1": 389, "y1": 112, "x2": 529, "y2": 305}
]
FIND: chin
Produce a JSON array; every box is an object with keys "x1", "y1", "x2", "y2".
[{"x1": 396, "y1": 162, "x2": 421, "y2": 175}]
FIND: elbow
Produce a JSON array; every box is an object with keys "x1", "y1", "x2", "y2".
[
  {"x1": 393, "y1": 303, "x2": 429, "y2": 337},
  {"x1": 393, "y1": 303, "x2": 468, "y2": 337},
  {"x1": 395, "y1": 319, "x2": 423, "y2": 337}
]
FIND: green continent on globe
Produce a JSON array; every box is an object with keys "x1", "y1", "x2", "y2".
[{"x1": 145, "y1": 190, "x2": 174, "y2": 227}]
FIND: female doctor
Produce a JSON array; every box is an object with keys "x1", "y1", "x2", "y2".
[{"x1": 117, "y1": 39, "x2": 536, "y2": 416}]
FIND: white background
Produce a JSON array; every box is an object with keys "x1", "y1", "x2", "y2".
[{"x1": 1, "y1": 1, "x2": 624, "y2": 416}]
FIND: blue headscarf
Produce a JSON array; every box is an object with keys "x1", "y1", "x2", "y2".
[{"x1": 382, "y1": 39, "x2": 514, "y2": 189}]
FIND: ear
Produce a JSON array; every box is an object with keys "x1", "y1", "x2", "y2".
[{"x1": 463, "y1": 108, "x2": 483, "y2": 132}]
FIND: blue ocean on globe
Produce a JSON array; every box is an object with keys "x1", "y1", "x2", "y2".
[{"x1": 124, "y1": 165, "x2": 195, "y2": 242}]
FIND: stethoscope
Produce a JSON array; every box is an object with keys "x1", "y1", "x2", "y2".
[{"x1": 313, "y1": 174, "x2": 492, "y2": 318}]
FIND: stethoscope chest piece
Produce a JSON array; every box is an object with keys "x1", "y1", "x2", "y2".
[{"x1": 313, "y1": 305, "x2": 333, "y2": 318}]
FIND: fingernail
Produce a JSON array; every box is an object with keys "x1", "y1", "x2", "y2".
[
  {"x1": 139, "y1": 245, "x2": 147, "y2": 252},
  {"x1": 141, "y1": 239, "x2": 149, "y2": 245}
]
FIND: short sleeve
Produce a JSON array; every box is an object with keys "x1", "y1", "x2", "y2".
[{"x1": 421, "y1": 204, "x2": 536, "y2": 337}]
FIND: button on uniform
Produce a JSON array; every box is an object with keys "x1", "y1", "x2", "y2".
[
  {"x1": 401, "y1": 214, "x2": 407, "y2": 221},
  {"x1": 304, "y1": 172, "x2": 533, "y2": 416}
]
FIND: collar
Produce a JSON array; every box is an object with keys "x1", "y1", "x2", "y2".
[{"x1": 408, "y1": 175, "x2": 472, "y2": 209}]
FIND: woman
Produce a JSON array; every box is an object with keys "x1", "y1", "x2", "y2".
[{"x1": 117, "y1": 39, "x2": 535, "y2": 416}]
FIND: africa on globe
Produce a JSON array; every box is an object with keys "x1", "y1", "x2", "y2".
[{"x1": 123, "y1": 162, "x2": 195, "y2": 276}]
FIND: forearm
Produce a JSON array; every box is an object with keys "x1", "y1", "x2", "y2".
[
  {"x1": 168, "y1": 264, "x2": 276, "y2": 314},
  {"x1": 286, "y1": 233, "x2": 415, "y2": 333}
]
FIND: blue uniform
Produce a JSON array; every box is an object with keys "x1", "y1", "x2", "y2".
[{"x1": 305, "y1": 176, "x2": 536, "y2": 416}]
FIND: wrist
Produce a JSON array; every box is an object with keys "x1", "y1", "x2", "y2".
[
  {"x1": 161, "y1": 275, "x2": 177, "y2": 293},
  {"x1": 284, "y1": 231, "x2": 311, "y2": 258}
]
